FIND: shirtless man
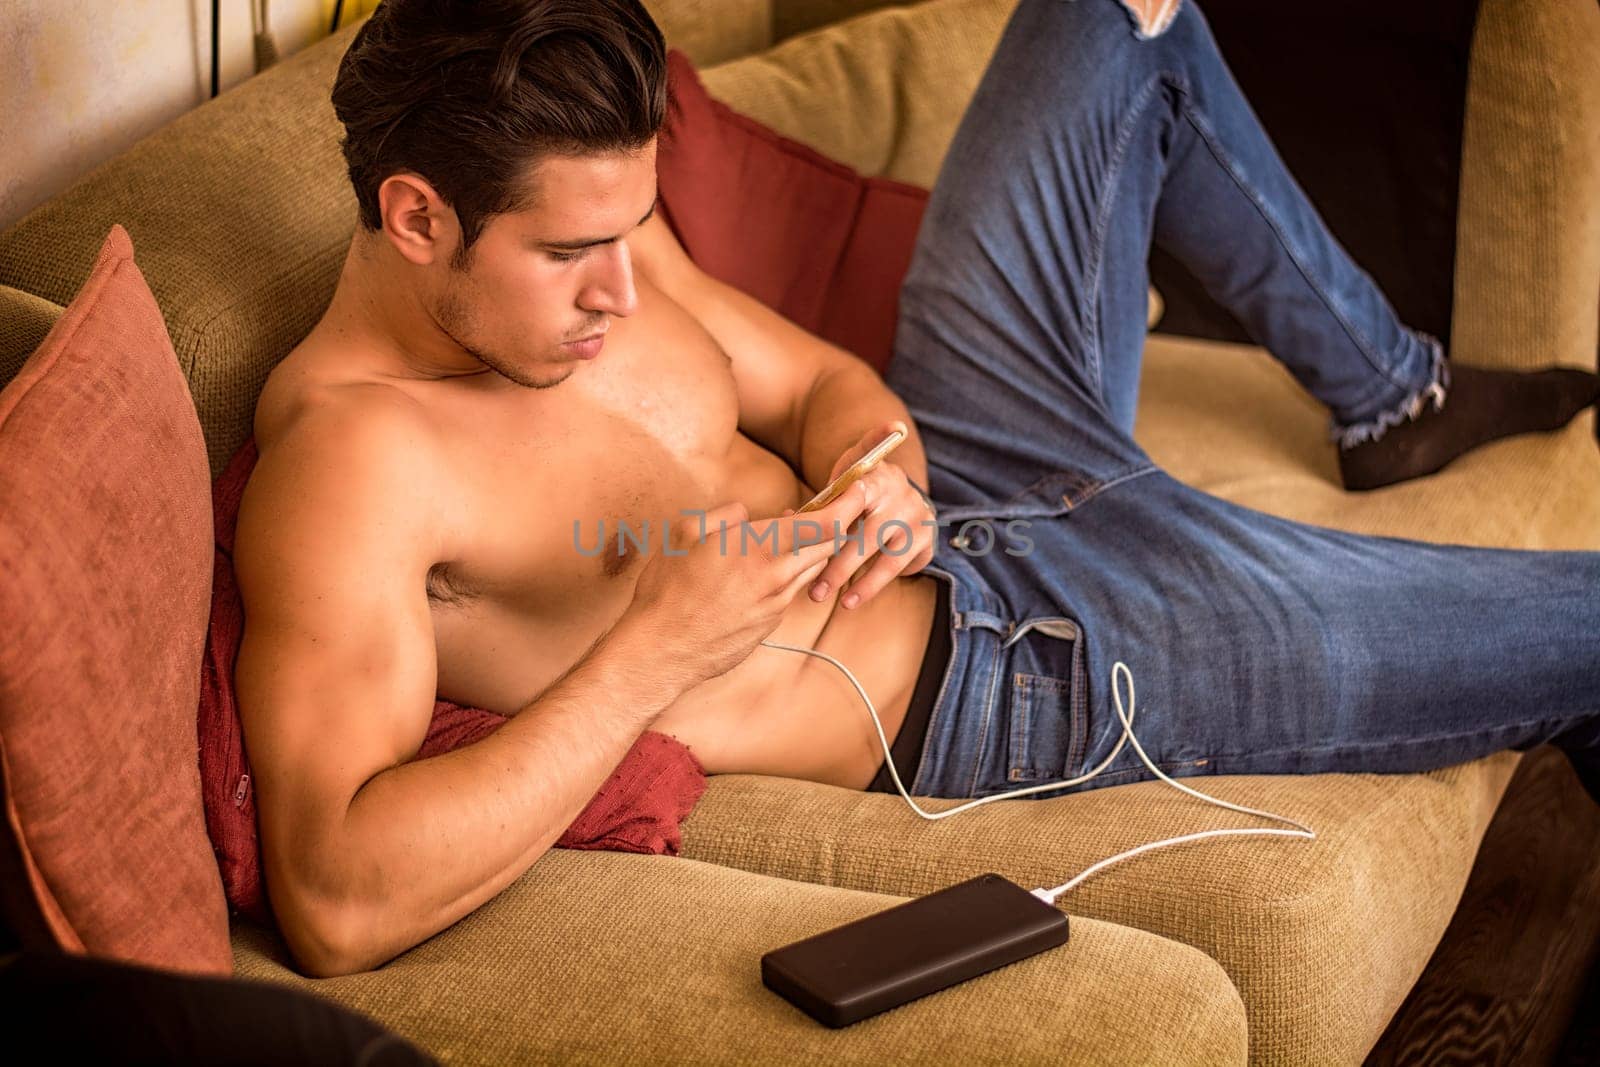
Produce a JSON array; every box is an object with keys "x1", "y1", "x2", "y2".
[
  {"x1": 235, "y1": 0, "x2": 1600, "y2": 979},
  {"x1": 234, "y1": 0, "x2": 945, "y2": 978}
]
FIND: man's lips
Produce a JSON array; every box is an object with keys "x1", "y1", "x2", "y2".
[{"x1": 563, "y1": 329, "x2": 607, "y2": 358}]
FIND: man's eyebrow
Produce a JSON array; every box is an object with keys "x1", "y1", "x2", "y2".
[{"x1": 540, "y1": 199, "x2": 658, "y2": 251}]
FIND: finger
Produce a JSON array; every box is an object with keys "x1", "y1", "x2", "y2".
[
  {"x1": 778, "y1": 550, "x2": 834, "y2": 602},
  {"x1": 838, "y1": 546, "x2": 911, "y2": 610},
  {"x1": 816, "y1": 477, "x2": 873, "y2": 531},
  {"x1": 810, "y1": 481, "x2": 930, "y2": 599},
  {"x1": 900, "y1": 540, "x2": 935, "y2": 577},
  {"x1": 783, "y1": 481, "x2": 869, "y2": 558},
  {"x1": 810, "y1": 514, "x2": 879, "y2": 600},
  {"x1": 836, "y1": 421, "x2": 890, "y2": 475}
]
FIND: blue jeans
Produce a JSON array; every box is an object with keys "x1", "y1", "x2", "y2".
[{"x1": 884, "y1": 0, "x2": 1600, "y2": 801}]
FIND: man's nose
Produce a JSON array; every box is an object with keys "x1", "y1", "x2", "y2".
[{"x1": 580, "y1": 241, "x2": 639, "y2": 318}]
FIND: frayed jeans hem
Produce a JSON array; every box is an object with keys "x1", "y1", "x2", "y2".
[{"x1": 1328, "y1": 333, "x2": 1450, "y2": 451}]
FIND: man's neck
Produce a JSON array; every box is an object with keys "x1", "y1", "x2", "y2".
[{"x1": 319, "y1": 236, "x2": 498, "y2": 386}]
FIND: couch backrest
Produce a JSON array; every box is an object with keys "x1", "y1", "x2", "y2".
[
  {"x1": 0, "y1": 18, "x2": 380, "y2": 479},
  {"x1": 0, "y1": 286, "x2": 61, "y2": 387},
  {"x1": 2, "y1": 0, "x2": 1593, "y2": 479}
]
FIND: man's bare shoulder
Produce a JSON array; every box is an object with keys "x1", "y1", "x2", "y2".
[
  {"x1": 254, "y1": 338, "x2": 431, "y2": 454},
  {"x1": 238, "y1": 356, "x2": 447, "y2": 592}
]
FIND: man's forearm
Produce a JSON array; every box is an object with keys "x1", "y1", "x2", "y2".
[
  {"x1": 797, "y1": 362, "x2": 930, "y2": 496},
  {"x1": 289, "y1": 617, "x2": 680, "y2": 976}
]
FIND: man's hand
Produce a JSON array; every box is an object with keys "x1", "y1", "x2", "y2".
[
  {"x1": 622, "y1": 486, "x2": 873, "y2": 689},
  {"x1": 795, "y1": 420, "x2": 937, "y2": 611}
]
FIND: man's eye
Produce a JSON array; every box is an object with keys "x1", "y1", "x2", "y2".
[{"x1": 547, "y1": 249, "x2": 585, "y2": 263}]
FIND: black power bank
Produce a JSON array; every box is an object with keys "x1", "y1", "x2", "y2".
[{"x1": 760, "y1": 873, "x2": 1070, "y2": 1027}]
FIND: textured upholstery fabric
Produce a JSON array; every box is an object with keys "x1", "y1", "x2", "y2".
[
  {"x1": 681, "y1": 756, "x2": 1517, "y2": 1065},
  {"x1": 773, "y1": 0, "x2": 917, "y2": 45},
  {"x1": 1135, "y1": 334, "x2": 1600, "y2": 546},
  {"x1": 703, "y1": 0, "x2": 1013, "y2": 190},
  {"x1": 0, "y1": 0, "x2": 1596, "y2": 1061},
  {"x1": 643, "y1": 0, "x2": 775, "y2": 66},
  {"x1": 0, "y1": 226, "x2": 229, "y2": 975},
  {"x1": 232, "y1": 849, "x2": 1250, "y2": 1065},
  {"x1": 0, "y1": 285, "x2": 60, "y2": 388},
  {"x1": 1452, "y1": 0, "x2": 1600, "y2": 373}
]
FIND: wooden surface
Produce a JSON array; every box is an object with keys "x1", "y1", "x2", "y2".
[{"x1": 1366, "y1": 745, "x2": 1600, "y2": 1065}]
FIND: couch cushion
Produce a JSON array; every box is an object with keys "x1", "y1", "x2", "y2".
[
  {"x1": 682, "y1": 755, "x2": 1517, "y2": 1065},
  {"x1": 701, "y1": 0, "x2": 1016, "y2": 190},
  {"x1": 232, "y1": 848, "x2": 1249, "y2": 1064},
  {"x1": 0, "y1": 225, "x2": 229, "y2": 975},
  {"x1": 642, "y1": 0, "x2": 775, "y2": 66},
  {"x1": 0, "y1": 285, "x2": 61, "y2": 389},
  {"x1": 1135, "y1": 333, "x2": 1600, "y2": 546}
]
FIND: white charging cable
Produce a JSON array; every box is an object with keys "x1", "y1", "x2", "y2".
[{"x1": 757, "y1": 640, "x2": 1315, "y2": 904}]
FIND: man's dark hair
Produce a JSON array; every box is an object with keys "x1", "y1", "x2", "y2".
[{"x1": 331, "y1": 0, "x2": 667, "y2": 259}]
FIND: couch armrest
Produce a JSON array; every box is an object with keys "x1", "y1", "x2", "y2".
[
  {"x1": 681, "y1": 754, "x2": 1517, "y2": 1063},
  {"x1": 1453, "y1": 0, "x2": 1600, "y2": 371},
  {"x1": 232, "y1": 849, "x2": 1247, "y2": 1065}
]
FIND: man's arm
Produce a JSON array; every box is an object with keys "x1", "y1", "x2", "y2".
[
  {"x1": 233, "y1": 402, "x2": 867, "y2": 977},
  {"x1": 627, "y1": 213, "x2": 929, "y2": 496},
  {"x1": 233, "y1": 403, "x2": 686, "y2": 978}
]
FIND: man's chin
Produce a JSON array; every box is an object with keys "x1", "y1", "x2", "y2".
[
  {"x1": 515, "y1": 365, "x2": 578, "y2": 390},
  {"x1": 477, "y1": 356, "x2": 577, "y2": 391}
]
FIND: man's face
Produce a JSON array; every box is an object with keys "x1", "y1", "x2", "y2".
[{"x1": 430, "y1": 139, "x2": 658, "y2": 390}]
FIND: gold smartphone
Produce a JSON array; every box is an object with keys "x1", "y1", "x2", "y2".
[{"x1": 796, "y1": 428, "x2": 907, "y2": 513}]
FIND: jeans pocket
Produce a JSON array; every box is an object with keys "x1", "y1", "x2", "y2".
[{"x1": 1002, "y1": 617, "x2": 1086, "y2": 783}]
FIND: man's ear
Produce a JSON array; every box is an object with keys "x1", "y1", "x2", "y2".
[{"x1": 376, "y1": 172, "x2": 460, "y2": 266}]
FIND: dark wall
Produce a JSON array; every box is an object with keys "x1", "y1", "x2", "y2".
[{"x1": 1150, "y1": 0, "x2": 1481, "y2": 348}]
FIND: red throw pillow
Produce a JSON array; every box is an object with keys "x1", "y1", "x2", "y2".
[
  {"x1": 655, "y1": 48, "x2": 930, "y2": 374},
  {"x1": 200, "y1": 437, "x2": 708, "y2": 928},
  {"x1": 0, "y1": 226, "x2": 231, "y2": 976}
]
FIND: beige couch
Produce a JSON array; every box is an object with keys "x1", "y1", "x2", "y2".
[{"x1": 2, "y1": 0, "x2": 1596, "y2": 1062}]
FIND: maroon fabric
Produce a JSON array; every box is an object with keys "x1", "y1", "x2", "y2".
[
  {"x1": 199, "y1": 437, "x2": 707, "y2": 926},
  {"x1": 655, "y1": 48, "x2": 930, "y2": 374}
]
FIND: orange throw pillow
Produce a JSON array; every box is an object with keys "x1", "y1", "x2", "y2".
[{"x1": 0, "y1": 226, "x2": 230, "y2": 976}]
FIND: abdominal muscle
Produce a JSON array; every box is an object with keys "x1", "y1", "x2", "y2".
[
  {"x1": 625, "y1": 433, "x2": 939, "y2": 789},
  {"x1": 651, "y1": 569, "x2": 939, "y2": 790}
]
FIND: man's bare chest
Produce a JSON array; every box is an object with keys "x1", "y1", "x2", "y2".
[{"x1": 425, "y1": 296, "x2": 750, "y2": 615}]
